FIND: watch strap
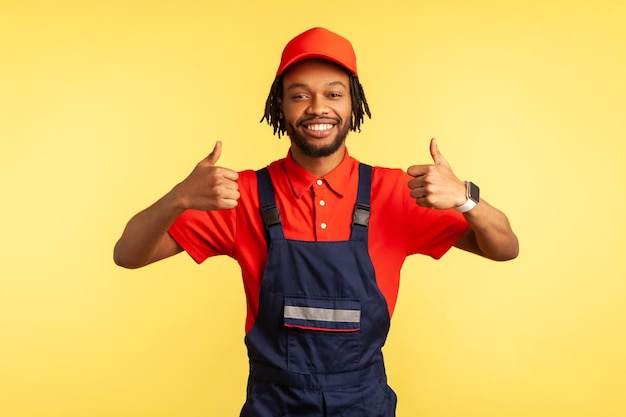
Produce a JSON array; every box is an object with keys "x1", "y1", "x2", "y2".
[
  {"x1": 455, "y1": 197, "x2": 477, "y2": 213},
  {"x1": 455, "y1": 181, "x2": 479, "y2": 213}
]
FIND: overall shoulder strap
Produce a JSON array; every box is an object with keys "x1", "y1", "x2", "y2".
[
  {"x1": 351, "y1": 163, "x2": 372, "y2": 241},
  {"x1": 256, "y1": 167, "x2": 285, "y2": 241}
]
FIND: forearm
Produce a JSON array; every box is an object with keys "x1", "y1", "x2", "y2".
[
  {"x1": 113, "y1": 190, "x2": 185, "y2": 269},
  {"x1": 457, "y1": 199, "x2": 519, "y2": 261}
]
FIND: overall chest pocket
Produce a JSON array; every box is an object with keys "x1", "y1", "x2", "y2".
[{"x1": 284, "y1": 296, "x2": 362, "y2": 373}]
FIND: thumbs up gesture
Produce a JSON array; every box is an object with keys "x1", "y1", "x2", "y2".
[
  {"x1": 407, "y1": 138, "x2": 467, "y2": 210},
  {"x1": 172, "y1": 141, "x2": 240, "y2": 211}
]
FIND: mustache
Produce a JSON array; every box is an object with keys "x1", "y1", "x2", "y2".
[{"x1": 298, "y1": 116, "x2": 341, "y2": 126}]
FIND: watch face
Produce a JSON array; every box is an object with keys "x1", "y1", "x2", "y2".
[{"x1": 468, "y1": 182, "x2": 480, "y2": 203}]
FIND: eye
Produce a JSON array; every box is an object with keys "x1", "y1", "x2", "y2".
[{"x1": 328, "y1": 92, "x2": 344, "y2": 99}]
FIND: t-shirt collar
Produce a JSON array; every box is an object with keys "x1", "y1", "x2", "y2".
[{"x1": 285, "y1": 149, "x2": 356, "y2": 198}]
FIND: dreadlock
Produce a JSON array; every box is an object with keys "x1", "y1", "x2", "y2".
[{"x1": 260, "y1": 72, "x2": 371, "y2": 138}]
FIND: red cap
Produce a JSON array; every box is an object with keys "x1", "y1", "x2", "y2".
[{"x1": 276, "y1": 27, "x2": 357, "y2": 76}]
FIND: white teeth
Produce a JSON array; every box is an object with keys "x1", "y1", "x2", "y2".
[{"x1": 307, "y1": 124, "x2": 333, "y2": 131}]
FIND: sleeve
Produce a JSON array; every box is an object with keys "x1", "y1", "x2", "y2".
[
  {"x1": 168, "y1": 207, "x2": 237, "y2": 264},
  {"x1": 370, "y1": 167, "x2": 469, "y2": 261},
  {"x1": 167, "y1": 170, "x2": 259, "y2": 264}
]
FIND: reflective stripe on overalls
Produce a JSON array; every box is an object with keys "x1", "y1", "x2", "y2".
[{"x1": 239, "y1": 164, "x2": 397, "y2": 417}]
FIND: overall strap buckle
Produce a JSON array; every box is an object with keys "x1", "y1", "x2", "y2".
[
  {"x1": 261, "y1": 203, "x2": 281, "y2": 227},
  {"x1": 352, "y1": 202, "x2": 370, "y2": 227}
]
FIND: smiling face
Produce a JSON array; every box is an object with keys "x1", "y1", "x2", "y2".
[{"x1": 280, "y1": 59, "x2": 353, "y2": 159}]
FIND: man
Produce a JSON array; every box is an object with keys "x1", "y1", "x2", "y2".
[{"x1": 114, "y1": 27, "x2": 518, "y2": 417}]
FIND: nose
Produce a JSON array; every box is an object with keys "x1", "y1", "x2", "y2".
[{"x1": 306, "y1": 95, "x2": 330, "y2": 116}]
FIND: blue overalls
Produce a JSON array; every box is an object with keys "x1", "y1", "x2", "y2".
[{"x1": 240, "y1": 164, "x2": 397, "y2": 417}]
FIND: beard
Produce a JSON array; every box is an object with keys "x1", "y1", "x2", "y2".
[{"x1": 285, "y1": 118, "x2": 351, "y2": 158}]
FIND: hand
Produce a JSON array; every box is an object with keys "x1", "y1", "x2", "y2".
[
  {"x1": 173, "y1": 141, "x2": 240, "y2": 211},
  {"x1": 407, "y1": 138, "x2": 466, "y2": 210}
]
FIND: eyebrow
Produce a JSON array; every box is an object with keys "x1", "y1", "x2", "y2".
[{"x1": 286, "y1": 81, "x2": 347, "y2": 91}]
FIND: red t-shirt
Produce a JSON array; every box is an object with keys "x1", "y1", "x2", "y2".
[{"x1": 168, "y1": 150, "x2": 469, "y2": 333}]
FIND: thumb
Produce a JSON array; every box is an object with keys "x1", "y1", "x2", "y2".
[
  {"x1": 430, "y1": 138, "x2": 449, "y2": 167},
  {"x1": 205, "y1": 140, "x2": 222, "y2": 166}
]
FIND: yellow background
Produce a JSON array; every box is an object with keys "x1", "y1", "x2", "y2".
[{"x1": 1, "y1": 0, "x2": 625, "y2": 416}]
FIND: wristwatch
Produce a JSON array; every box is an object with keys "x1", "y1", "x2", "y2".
[{"x1": 455, "y1": 181, "x2": 480, "y2": 213}]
